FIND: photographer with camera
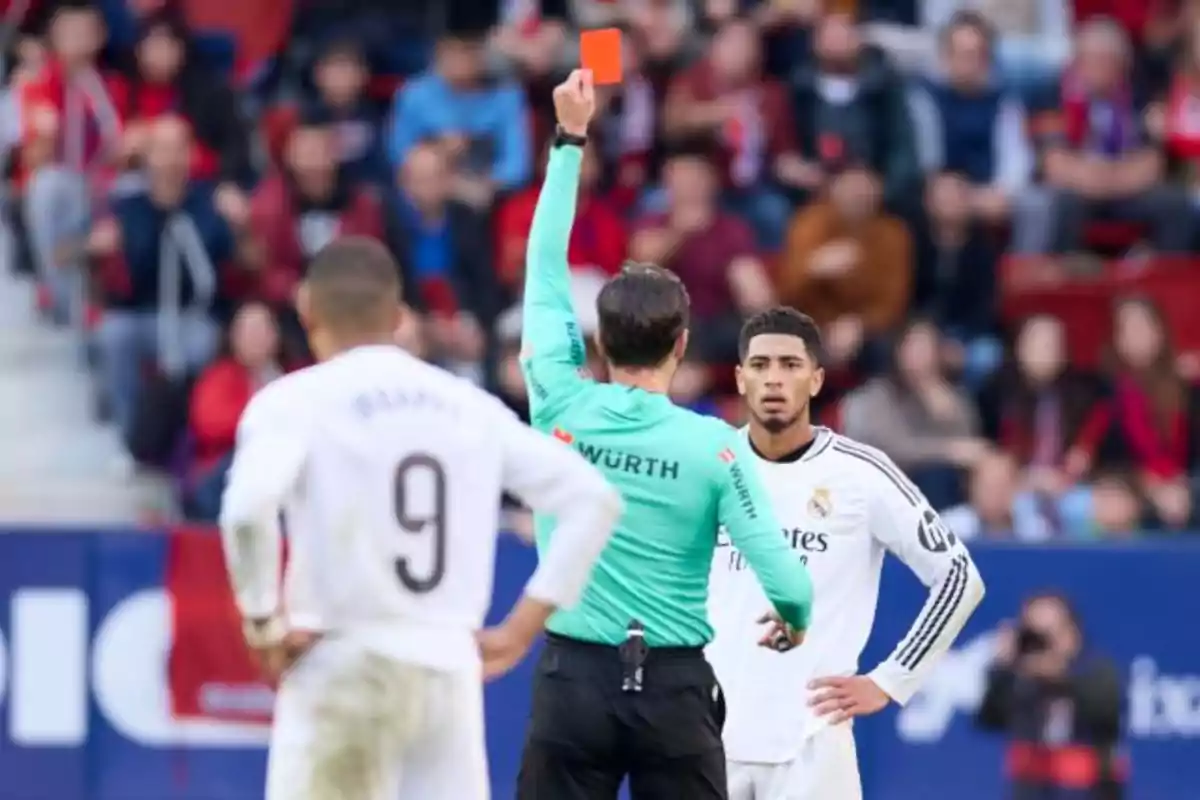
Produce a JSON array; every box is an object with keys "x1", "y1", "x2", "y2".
[{"x1": 976, "y1": 592, "x2": 1125, "y2": 800}]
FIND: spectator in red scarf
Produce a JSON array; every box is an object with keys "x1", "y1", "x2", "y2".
[
  {"x1": 1151, "y1": 15, "x2": 1200, "y2": 195},
  {"x1": 1032, "y1": 17, "x2": 1192, "y2": 253},
  {"x1": 494, "y1": 140, "x2": 627, "y2": 293},
  {"x1": 20, "y1": 1, "x2": 124, "y2": 324},
  {"x1": 979, "y1": 314, "x2": 1108, "y2": 535},
  {"x1": 184, "y1": 301, "x2": 282, "y2": 522},
  {"x1": 245, "y1": 114, "x2": 388, "y2": 358},
  {"x1": 662, "y1": 15, "x2": 802, "y2": 246},
  {"x1": 1072, "y1": 0, "x2": 1171, "y2": 44},
  {"x1": 987, "y1": 315, "x2": 1107, "y2": 478},
  {"x1": 111, "y1": 8, "x2": 252, "y2": 215},
  {"x1": 1097, "y1": 296, "x2": 1200, "y2": 528}
]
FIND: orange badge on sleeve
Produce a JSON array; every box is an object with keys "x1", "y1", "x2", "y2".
[{"x1": 580, "y1": 28, "x2": 623, "y2": 85}]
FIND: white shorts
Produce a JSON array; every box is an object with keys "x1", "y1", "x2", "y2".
[
  {"x1": 727, "y1": 724, "x2": 862, "y2": 800},
  {"x1": 266, "y1": 636, "x2": 490, "y2": 800}
]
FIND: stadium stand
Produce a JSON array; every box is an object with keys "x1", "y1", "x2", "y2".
[
  {"x1": 3, "y1": 0, "x2": 1200, "y2": 528},
  {"x1": 2, "y1": 1, "x2": 1200, "y2": 798}
]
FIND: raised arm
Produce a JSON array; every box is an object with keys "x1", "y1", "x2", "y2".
[{"x1": 519, "y1": 70, "x2": 596, "y2": 425}]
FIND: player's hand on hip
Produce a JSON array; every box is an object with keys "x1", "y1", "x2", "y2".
[
  {"x1": 244, "y1": 618, "x2": 321, "y2": 684},
  {"x1": 477, "y1": 625, "x2": 536, "y2": 681},
  {"x1": 808, "y1": 676, "x2": 890, "y2": 725},
  {"x1": 552, "y1": 68, "x2": 596, "y2": 137},
  {"x1": 756, "y1": 610, "x2": 806, "y2": 652}
]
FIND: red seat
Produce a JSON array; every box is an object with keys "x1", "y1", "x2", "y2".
[
  {"x1": 260, "y1": 105, "x2": 298, "y2": 168},
  {"x1": 1001, "y1": 256, "x2": 1200, "y2": 366},
  {"x1": 367, "y1": 75, "x2": 404, "y2": 103},
  {"x1": 1083, "y1": 221, "x2": 1147, "y2": 253}
]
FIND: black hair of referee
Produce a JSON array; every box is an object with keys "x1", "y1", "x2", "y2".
[
  {"x1": 594, "y1": 261, "x2": 692, "y2": 374},
  {"x1": 736, "y1": 307, "x2": 826, "y2": 461}
]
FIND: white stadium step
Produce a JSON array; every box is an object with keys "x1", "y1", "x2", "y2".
[{"x1": 0, "y1": 243, "x2": 178, "y2": 523}]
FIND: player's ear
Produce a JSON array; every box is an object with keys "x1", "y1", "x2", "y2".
[
  {"x1": 735, "y1": 364, "x2": 746, "y2": 397},
  {"x1": 592, "y1": 330, "x2": 607, "y2": 361},
  {"x1": 295, "y1": 282, "x2": 313, "y2": 331},
  {"x1": 673, "y1": 329, "x2": 689, "y2": 362},
  {"x1": 810, "y1": 365, "x2": 826, "y2": 398},
  {"x1": 387, "y1": 300, "x2": 407, "y2": 337}
]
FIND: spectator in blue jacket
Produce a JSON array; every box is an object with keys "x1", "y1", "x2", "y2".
[
  {"x1": 910, "y1": 12, "x2": 1040, "y2": 243},
  {"x1": 88, "y1": 116, "x2": 233, "y2": 443},
  {"x1": 387, "y1": 27, "x2": 531, "y2": 211}
]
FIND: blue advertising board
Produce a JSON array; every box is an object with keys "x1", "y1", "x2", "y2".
[{"x1": 0, "y1": 529, "x2": 1197, "y2": 800}]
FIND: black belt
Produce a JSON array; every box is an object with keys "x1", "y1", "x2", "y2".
[{"x1": 546, "y1": 622, "x2": 705, "y2": 692}]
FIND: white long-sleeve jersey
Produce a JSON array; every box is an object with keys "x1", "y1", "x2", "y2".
[
  {"x1": 707, "y1": 427, "x2": 985, "y2": 763},
  {"x1": 219, "y1": 344, "x2": 621, "y2": 673}
]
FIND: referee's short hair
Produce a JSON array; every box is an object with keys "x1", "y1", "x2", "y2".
[
  {"x1": 597, "y1": 262, "x2": 690, "y2": 368},
  {"x1": 738, "y1": 307, "x2": 824, "y2": 364}
]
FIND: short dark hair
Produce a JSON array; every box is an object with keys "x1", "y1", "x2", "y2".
[
  {"x1": 305, "y1": 236, "x2": 401, "y2": 333},
  {"x1": 940, "y1": 10, "x2": 994, "y2": 54},
  {"x1": 318, "y1": 37, "x2": 365, "y2": 66},
  {"x1": 738, "y1": 307, "x2": 824, "y2": 364},
  {"x1": 55, "y1": 0, "x2": 100, "y2": 16},
  {"x1": 596, "y1": 262, "x2": 690, "y2": 367}
]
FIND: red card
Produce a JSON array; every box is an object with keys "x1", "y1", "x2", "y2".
[{"x1": 580, "y1": 28, "x2": 623, "y2": 85}]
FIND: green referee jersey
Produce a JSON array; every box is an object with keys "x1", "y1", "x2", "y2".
[{"x1": 519, "y1": 144, "x2": 813, "y2": 648}]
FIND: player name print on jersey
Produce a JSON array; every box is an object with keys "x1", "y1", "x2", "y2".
[{"x1": 351, "y1": 386, "x2": 457, "y2": 420}]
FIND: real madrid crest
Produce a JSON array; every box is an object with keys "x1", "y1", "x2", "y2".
[{"x1": 807, "y1": 487, "x2": 833, "y2": 519}]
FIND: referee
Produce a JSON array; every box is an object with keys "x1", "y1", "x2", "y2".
[{"x1": 515, "y1": 70, "x2": 815, "y2": 799}]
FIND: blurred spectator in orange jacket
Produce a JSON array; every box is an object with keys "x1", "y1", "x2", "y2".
[
  {"x1": 778, "y1": 163, "x2": 912, "y2": 371},
  {"x1": 184, "y1": 301, "x2": 282, "y2": 521}
]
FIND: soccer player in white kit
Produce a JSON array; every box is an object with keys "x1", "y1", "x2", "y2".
[
  {"x1": 218, "y1": 237, "x2": 622, "y2": 800},
  {"x1": 706, "y1": 308, "x2": 986, "y2": 800}
]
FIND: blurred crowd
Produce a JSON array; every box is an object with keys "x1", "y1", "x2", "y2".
[{"x1": 5, "y1": 0, "x2": 1200, "y2": 536}]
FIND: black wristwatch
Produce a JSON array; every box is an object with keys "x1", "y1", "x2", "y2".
[{"x1": 552, "y1": 125, "x2": 588, "y2": 149}]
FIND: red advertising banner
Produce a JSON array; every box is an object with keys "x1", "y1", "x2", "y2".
[{"x1": 166, "y1": 526, "x2": 275, "y2": 724}]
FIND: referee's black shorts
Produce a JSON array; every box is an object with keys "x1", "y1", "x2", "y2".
[{"x1": 517, "y1": 633, "x2": 728, "y2": 800}]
